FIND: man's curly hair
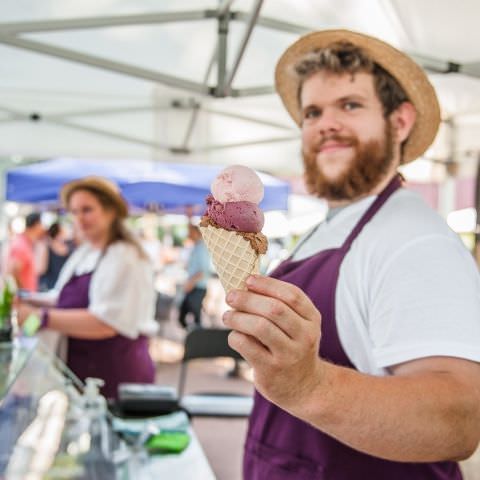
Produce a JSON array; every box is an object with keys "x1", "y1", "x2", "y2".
[{"x1": 295, "y1": 41, "x2": 409, "y2": 117}]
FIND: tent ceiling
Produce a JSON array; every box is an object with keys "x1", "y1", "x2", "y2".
[{"x1": 1, "y1": 0, "x2": 480, "y2": 176}]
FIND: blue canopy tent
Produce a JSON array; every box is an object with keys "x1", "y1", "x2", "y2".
[{"x1": 6, "y1": 158, "x2": 290, "y2": 213}]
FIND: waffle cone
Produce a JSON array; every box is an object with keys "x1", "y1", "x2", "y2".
[{"x1": 200, "y1": 225, "x2": 260, "y2": 293}]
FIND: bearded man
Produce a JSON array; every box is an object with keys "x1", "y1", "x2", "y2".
[{"x1": 222, "y1": 30, "x2": 480, "y2": 479}]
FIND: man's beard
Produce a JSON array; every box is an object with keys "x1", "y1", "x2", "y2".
[{"x1": 302, "y1": 120, "x2": 396, "y2": 202}]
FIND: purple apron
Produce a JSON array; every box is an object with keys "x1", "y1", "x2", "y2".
[
  {"x1": 244, "y1": 176, "x2": 462, "y2": 479},
  {"x1": 57, "y1": 269, "x2": 155, "y2": 399}
]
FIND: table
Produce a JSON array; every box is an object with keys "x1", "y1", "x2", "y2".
[
  {"x1": 112, "y1": 410, "x2": 216, "y2": 480},
  {"x1": 137, "y1": 428, "x2": 216, "y2": 479}
]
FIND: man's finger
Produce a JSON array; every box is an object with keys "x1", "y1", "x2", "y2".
[
  {"x1": 228, "y1": 330, "x2": 271, "y2": 367},
  {"x1": 245, "y1": 275, "x2": 321, "y2": 324},
  {"x1": 226, "y1": 290, "x2": 303, "y2": 340},
  {"x1": 223, "y1": 309, "x2": 292, "y2": 352}
]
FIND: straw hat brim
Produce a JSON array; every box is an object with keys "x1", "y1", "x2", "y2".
[
  {"x1": 61, "y1": 176, "x2": 129, "y2": 218},
  {"x1": 275, "y1": 29, "x2": 441, "y2": 164}
]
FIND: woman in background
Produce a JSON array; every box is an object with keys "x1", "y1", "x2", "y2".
[
  {"x1": 17, "y1": 176, "x2": 157, "y2": 399},
  {"x1": 38, "y1": 222, "x2": 73, "y2": 291}
]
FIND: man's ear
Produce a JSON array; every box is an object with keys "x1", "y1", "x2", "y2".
[{"x1": 390, "y1": 102, "x2": 417, "y2": 144}]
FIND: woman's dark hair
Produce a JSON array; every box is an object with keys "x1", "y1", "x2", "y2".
[
  {"x1": 25, "y1": 212, "x2": 42, "y2": 228},
  {"x1": 47, "y1": 222, "x2": 61, "y2": 239}
]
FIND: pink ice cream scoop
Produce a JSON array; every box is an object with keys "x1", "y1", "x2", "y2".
[
  {"x1": 206, "y1": 195, "x2": 264, "y2": 233},
  {"x1": 211, "y1": 165, "x2": 264, "y2": 204}
]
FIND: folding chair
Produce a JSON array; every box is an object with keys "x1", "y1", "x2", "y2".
[{"x1": 178, "y1": 328, "x2": 253, "y2": 417}]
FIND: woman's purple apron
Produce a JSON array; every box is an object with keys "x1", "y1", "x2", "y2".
[
  {"x1": 244, "y1": 176, "x2": 462, "y2": 479},
  {"x1": 56, "y1": 269, "x2": 155, "y2": 399}
]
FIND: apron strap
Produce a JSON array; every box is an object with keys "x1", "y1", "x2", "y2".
[{"x1": 341, "y1": 174, "x2": 402, "y2": 252}]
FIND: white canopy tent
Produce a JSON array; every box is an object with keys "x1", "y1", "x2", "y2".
[
  {"x1": 1, "y1": 0, "x2": 480, "y2": 175},
  {"x1": 1, "y1": 0, "x2": 480, "y2": 242}
]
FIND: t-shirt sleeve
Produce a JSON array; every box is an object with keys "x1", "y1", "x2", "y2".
[
  {"x1": 198, "y1": 245, "x2": 211, "y2": 276},
  {"x1": 188, "y1": 244, "x2": 211, "y2": 276},
  {"x1": 369, "y1": 234, "x2": 480, "y2": 368},
  {"x1": 88, "y1": 243, "x2": 155, "y2": 338},
  {"x1": 8, "y1": 241, "x2": 27, "y2": 268}
]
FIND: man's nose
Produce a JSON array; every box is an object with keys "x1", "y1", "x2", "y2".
[{"x1": 316, "y1": 108, "x2": 342, "y2": 134}]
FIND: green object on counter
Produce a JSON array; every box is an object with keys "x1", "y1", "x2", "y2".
[
  {"x1": 145, "y1": 430, "x2": 190, "y2": 454},
  {"x1": 0, "y1": 279, "x2": 15, "y2": 329},
  {"x1": 23, "y1": 313, "x2": 41, "y2": 336}
]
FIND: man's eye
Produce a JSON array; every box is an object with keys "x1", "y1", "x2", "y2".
[
  {"x1": 343, "y1": 101, "x2": 361, "y2": 111},
  {"x1": 304, "y1": 109, "x2": 321, "y2": 119}
]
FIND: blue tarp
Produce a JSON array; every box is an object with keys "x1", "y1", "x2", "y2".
[{"x1": 6, "y1": 158, "x2": 290, "y2": 213}]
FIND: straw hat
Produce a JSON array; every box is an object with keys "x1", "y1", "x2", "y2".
[
  {"x1": 275, "y1": 29, "x2": 441, "y2": 164},
  {"x1": 61, "y1": 176, "x2": 129, "y2": 218}
]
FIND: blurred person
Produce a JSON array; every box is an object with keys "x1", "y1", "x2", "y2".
[
  {"x1": 38, "y1": 222, "x2": 74, "y2": 291},
  {"x1": 138, "y1": 226, "x2": 163, "y2": 274},
  {"x1": 6, "y1": 212, "x2": 45, "y2": 291},
  {"x1": 68, "y1": 221, "x2": 85, "y2": 249},
  {"x1": 0, "y1": 220, "x2": 14, "y2": 277},
  {"x1": 178, "y1": 224, "x2": 211, "y2": 329},
  {"x1": 17, "y1": 177, "x2": 157, "y2": 399},
  {"x1": 221, "y1": 31, "x2": 480, "y2": 478}
]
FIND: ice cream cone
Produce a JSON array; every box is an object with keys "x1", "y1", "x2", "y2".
[{"x1": 200, "y1": 224, "x2": 260, "y2": 293}]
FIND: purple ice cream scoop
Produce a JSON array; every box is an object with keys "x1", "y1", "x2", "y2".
[{"x1": 205, "y1": 194, "x2": 264, "y2": 233}]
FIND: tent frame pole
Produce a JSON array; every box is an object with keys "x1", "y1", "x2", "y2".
[
  {"x1": 215, "y1": 7, "x2": 230, "y2": 97},
  {"x1": 223, "y1": 0, "x2": 264, "y2": 96},
  {"x1": 201, "y1": 107, "x2": 294, "y2": 131},
  {"x1": 180, "y1": 44, "x2": 219, "y2": 150},
  {"x1": 0, "y1": 8, "x2": 465, "y2": 99},
  {"x1": 475, "y1": 153, "x2": 480, "y2": 265},
  {"x1": 0, "y1": 34, "x2": 211, "y2": 95},
  {"x1": 1, "y1": 5, "x2": 474, "y2": 158},
  {"x1": 192, "y1": 134, "x2": 300, "y2": 152},
  {"x1": 0, "y1": 11, "x2": 217, "y2": 34}
]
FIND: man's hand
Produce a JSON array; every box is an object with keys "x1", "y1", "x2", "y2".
[
  {"x1": 223, "y1": 274, "x2": 323, "y2": 411},
  {"x1": 224, "y1": 276, "x2": 480, "y2": 462}
]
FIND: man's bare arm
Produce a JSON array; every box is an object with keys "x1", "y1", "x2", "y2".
[
  {"x1": 296, "y1": 356, "x2": 480, "y2": 462},
  {"x1": 224, "y1": 275, "x2": 480, "y2": 462}
]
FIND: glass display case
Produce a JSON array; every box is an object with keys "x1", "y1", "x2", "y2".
[
  {"x1": 0, "y1": 337, "x2": 127, "y2": 479},
  {"x1": 0, "y1": 337, "x2": 216, "y2": 480}
]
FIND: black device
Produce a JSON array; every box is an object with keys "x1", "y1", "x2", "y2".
[{"x1": 116, "y1": 383, "x2": 180, "y2": 417}]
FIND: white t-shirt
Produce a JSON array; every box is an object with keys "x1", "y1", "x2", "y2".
[
  {"x1": 291, "y1": 188, "x2": 480, "y2": 375},
  {"x1": 55, "y1": 241, "x2": 158, "y2": 339}
]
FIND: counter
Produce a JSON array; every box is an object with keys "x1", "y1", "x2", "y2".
[{"x1": 0, "y1": 337, "x2": 215, "y2": 479}]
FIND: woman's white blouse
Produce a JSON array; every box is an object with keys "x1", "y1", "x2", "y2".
[{"x1": 55, "y1": 241, "x2": 158, "y2": 339}]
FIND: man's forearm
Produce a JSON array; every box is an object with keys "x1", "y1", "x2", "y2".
[
  {"x1": 223, "y1": 275, "x2": 480, "y2": 463},
  {"x1": 292, "y1": 361, "x2": 480, "y2": 462}
]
